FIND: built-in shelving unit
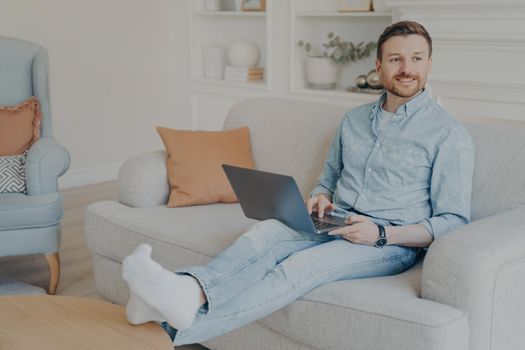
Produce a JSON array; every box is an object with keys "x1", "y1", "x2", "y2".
[
  {"x1": 178, "y1": 0, "x2": 525, "y2": 130},
  {"x1": 194, "y1": 10, "x2": 266, "y2": 17},
  {"x1": 296, "y1": 11, "x2": 392, "y2": 18},
  {"x1": 189, "y1": 0, "x2": 270, "y2": 90},
  {"x1": 290, "y1": 0, "x2": 392, "y2": 100},
  {"x1": 186, "y1": 0, "x2": 393, "y2": 129}
]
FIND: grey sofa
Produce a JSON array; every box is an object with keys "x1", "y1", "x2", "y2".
[{"x1": 85, "y1": 97, "x2": 525, "y2": 350}]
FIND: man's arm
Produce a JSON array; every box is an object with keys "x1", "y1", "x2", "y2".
[
  {"x1": 330, "y1": 216, "x2": 433, "y2": 248},
  {"x1": 385, "y1": 224, "x2": 433, "y2": 247},
  {"x1": 417, "y1": 124, "x2": 475, "y2": 240},
  {"x1": 387, "y1": 124, "x2": 474, "y2": 247},
  {"x1": 309, "y1": 119, "x2": 344, "y2": 198}
]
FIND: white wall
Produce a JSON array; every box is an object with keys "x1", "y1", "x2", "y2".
[
  {"x1": 0, "y1": 0, "x2": 187, "y2": 188},
  {"x1": 390, "y1": 1, "x2": 525, "y2": 122}
]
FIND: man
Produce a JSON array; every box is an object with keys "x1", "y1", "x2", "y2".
[{"x1": 121, "y1": 21, "x2": 475, "y2": 346}]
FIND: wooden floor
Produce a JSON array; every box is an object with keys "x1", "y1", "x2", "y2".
[{"x1": 0, "y1": 181, "x2": 206, "y2": 350}]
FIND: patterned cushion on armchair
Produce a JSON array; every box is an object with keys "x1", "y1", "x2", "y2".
[{"x1": 0, "y1": 152, "x2": 27, "y2": 193}]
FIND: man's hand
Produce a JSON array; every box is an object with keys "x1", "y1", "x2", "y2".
[
  {"x1": 306, "y1": 194, "x2": 334, "y2": 218},
  {"x1": 328, "y1": 215, "x2": 379, "y2": 246}
]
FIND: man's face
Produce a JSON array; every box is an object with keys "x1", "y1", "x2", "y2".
[{"x1": 376, "y1": 34, "x2": 432, "y2": 98}]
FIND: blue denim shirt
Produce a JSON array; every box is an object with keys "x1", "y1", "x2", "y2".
[{"x1": 310, "y1": 89, "x2": 475, "y2": 240}]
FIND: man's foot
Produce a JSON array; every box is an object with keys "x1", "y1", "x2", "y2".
[
  {"x1": 122, "y1": 244, "x2": 202, "y2": 329},
  {"x1": 126, "y1": 294, "x2": 165, "y2": 325}
]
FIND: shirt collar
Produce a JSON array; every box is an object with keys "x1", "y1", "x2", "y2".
[{"x1": 370, "y1": 89, "x2": 429, "y2": 120}]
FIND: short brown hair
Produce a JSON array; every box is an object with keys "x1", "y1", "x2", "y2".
[{"x1": 377, "y1": 21, "x2": 432, "y2": 60}]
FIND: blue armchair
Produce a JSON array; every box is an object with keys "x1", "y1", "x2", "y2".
[{"x1": 0, "y1": 36, "x2": 70, "y2": 294}]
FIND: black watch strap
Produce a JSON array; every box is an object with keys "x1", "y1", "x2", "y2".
[{"x1": 375, "y1": 224, "x2": 387, "y2": 248}]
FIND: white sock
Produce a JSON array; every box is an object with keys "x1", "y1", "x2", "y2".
[
  {"x1": 126, "y1": 294, "x2": 165, "y2": 325},
  {"x1": 122, "y1": 244, "x2": 202, "y2": 330}
]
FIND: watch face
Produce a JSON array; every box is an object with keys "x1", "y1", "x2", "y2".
[{"x1": 375, "y1": 238, "x2": 387, "y2": 247}]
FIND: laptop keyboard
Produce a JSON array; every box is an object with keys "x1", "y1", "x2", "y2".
[{"x1": 312, "y1": 218, "x2": 339, "y2": 231}]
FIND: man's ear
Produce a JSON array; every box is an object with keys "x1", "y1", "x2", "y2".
[{"x1": 427, "y1": 56, "x2": 433, "y2": 75}]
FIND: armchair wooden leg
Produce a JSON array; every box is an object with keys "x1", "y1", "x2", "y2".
[{"x1": 45, "y1": 252, "x2": 60, "y2": 295}]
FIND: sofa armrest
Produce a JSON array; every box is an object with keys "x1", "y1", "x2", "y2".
[
  {"x1": 118, "y1": 150, "x2": 169, "y2": 208},
  {"x1": 25, "y1": 137, "x2": 71, "y2": 195},
  {"x1": 421, "y1": 207, "x2": 525, "y2": 350}
]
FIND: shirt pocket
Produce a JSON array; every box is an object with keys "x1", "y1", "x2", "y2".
[
  {"x1": 375, "y1": 140, "x2": 431, "y2": 188},
  {"x1": 343, "y1": 132, "x2": 374, "y2": 171}
]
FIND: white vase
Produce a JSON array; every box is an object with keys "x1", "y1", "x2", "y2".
[
  {"x1": 305, "y1": 57, "x2": 338, "y2": 90},
  {"x1": 204, "y1": 0, "x2": 221, "y2": 11},
  {"x1": 204, "y1": 46, "x2": 226, "y2": 79},
  {"x1": 227, "y1": 40, "x2": 260, "y2": 67},
  {"x1": 234, "y1": 0, "x2": 243, "y2": 11}
]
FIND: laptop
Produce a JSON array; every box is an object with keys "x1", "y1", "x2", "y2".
[{"x1": 222, "y1": 164, "x2": 348, "y2": 234}]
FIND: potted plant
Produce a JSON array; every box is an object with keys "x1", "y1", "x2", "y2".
[{"x1": 297, "y1": 32, "x2": 377, "y2": 90}]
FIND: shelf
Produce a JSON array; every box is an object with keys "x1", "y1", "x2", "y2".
[
  {"x1": 292, "y1": 88, "x2": 382, "y2": 101},
  {"x1": 192, "y1": 78, "x2": 269, "y2": 91},
  {"x1": 194, "y1": 10, "x2": 266, "y2": 17},
  {"x1": 296, "y1": 11, "x2": 392, "y2": 18}
]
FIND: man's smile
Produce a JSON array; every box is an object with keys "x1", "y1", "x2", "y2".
[{"x1": 394, "y1": 77, "x2": 417, "y2": 86}]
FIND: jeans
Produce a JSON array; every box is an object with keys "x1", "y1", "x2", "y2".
[{"x1": 166, "y1": 219, "x2": 420, "y2": 346}]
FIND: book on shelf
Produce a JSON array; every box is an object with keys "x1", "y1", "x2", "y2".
[{"x1": 224, "y1": 66, "x2": 264, "y2": 82}]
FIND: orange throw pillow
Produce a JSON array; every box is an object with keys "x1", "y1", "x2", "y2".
[
  {"x1": 0, "y1": 97, "x2": 41, "y2": 156},
  {"x1": 157, "y1": 126, "x2": 256, "y2": 207}
]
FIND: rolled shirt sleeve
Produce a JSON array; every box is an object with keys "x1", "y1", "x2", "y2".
[
  {"x1": 418, "y1": 124, "x2": 475, "y2": 240},
  {"x1": 309, "y1": 120, "x2": 344, "y2": 199}
]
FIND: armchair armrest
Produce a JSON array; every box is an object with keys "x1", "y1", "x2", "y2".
[
  {"x1": 421, "y1": 207, "x2": 525, "y2": 350},
  {"x1": 118, "y1": 150, "x2": 169, "y2": 208},
  {"x1": 25, "y1": 137, "x2": 70, "y2": 195}
]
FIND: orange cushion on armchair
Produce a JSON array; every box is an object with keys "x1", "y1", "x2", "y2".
[{"x1": 0, "y1": 97, "x2": 41, "y2": 156}]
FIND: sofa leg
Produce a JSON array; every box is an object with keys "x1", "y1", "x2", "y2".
[{"x1": 45, "y1": 252, "x2": 60, "y2": 295}]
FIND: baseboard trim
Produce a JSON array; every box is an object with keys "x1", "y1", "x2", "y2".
[{"x1": 59, "y1": 162, "x2": 123, "y2": 189}]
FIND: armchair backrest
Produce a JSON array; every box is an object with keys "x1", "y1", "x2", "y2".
[{"x1": 0, "y1": 36, "x2": 53, "y2": 137}]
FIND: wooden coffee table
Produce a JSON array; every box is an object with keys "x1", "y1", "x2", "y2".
[{"x1": 0, "y1": 295, "x2": 173, "y2": 349}]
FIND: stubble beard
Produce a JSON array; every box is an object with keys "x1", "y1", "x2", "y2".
[{"x1": 385, "y1": 74, "x2": 425, "y2": 98}]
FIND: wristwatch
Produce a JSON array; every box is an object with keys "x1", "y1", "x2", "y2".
[{"x1": 374, "y1": 224, "x2": 387, "y2": 248}]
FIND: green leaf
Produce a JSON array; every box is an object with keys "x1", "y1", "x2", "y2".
[
  {"x1": 328, "y1": 32, "x2": 334, "y2": 39},
  {"x1": 332, "y1": 47, "x2": 342, "y2": 60},
  {"x1": 297, "y1": 40, "x2": 304, "y2": 47},
  {"x1": 305, "y1": 43, "x2": 311, "y2": 52}
]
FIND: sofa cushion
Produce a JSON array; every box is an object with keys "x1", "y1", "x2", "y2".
[
  {"x1": 257, "y1": 259, "x2": 466, "y2": 350},
  {"x1": 85, "y1": 201, "x2": 258, "y2": 263},
  {"x1": 156, "y1": 126, "x2": 255, "y2": 208},
  {"x1": 0, "y1": 192, "x2": 63, "y2": 230},
  {"x1": 224, "y1": 98, "x2": 348, "y2": 198}
]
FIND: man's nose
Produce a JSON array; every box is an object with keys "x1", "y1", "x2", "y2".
[{"x1": 399, "y1": 60, "x2": 414, "y2": 75}]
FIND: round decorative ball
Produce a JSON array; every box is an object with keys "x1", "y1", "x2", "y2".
[
  {"x1": 227, "y1": 40, "x2": 260, "y2": 67},
  {"x1": 356, "y1": 75, "x2": 368, "y2": 88},
  {"x1": 366, "y1": 70, "x2": 383, "y2": 89}
]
